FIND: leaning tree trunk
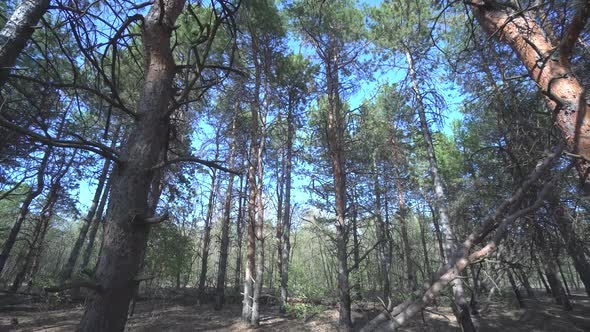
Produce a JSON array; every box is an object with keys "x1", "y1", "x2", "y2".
[
  {"x1": 0, "y1": 0, "x2": 49, "y2": 87},
  {"x1": 214, "y1": 122, "x2": 237, "y2": 310},
  {"x1": 405, "y1": 50, "x2": 475, "y2": 332},
  {"x1": 470, "y1": 1, "x2": 590, "y2": 192},
  {"x1": 0, "y1": 144, "x2": 50, "y2": 275},
  {"x1": 78, "y1": 1, "x2": 186, "y2": 330}
]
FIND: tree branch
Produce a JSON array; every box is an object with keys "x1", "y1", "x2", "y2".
[
  {"x1": 151, "y1": 156, "x2": 241, "y2": 175},
  {"x1": 559, "y1": 0, "x2": 590, "y2": 61},
  {"x1": 0, "y1": 115, "x2": 121, "y2": 163}
]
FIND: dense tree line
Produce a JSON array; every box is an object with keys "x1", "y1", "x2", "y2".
[{"x1": 0, "y1": 0, "x2": 588, "y2": 331}]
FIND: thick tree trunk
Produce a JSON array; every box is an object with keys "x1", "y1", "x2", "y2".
[
  {"x1": 61, "y1": 157, "x2": 111, "y2": 280},
  {"x1": 78, "y1": 1, "x2": 186, "y2": 330},
  {"x1": 0, "y1": 0, "x2": 49, "y2": 87},
  {"x1": 0, "y1": 145, "x2": 50, "y2": 274},
  {"x1": 406, "y1": 50, "x2": 475, "y2": 332},
  {"x1": 214, "y1": 125, "x2": 237, "y2": 310},
  {"x1": 471, "y1": 1, "x2": 590, "y2": 191}
]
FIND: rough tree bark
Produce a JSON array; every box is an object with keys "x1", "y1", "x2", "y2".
[
  {"x1": 78, "y1": 1, "x2": 186, "y2": 330},
  {"x1": 405, "y1": 50, "x2": 475, "y2": 332},
  {"x1": 0, "y1": 0, "x2": 49, "y2": 87},
  {"x1": 470, "y1": 0, "x2": 590, "y2": 192}
]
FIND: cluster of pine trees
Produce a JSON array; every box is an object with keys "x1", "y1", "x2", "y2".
[{"x1": 0, "y1": 0, "x2": 589, "y2": 331}]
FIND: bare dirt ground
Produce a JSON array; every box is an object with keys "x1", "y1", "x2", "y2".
[{"x1": 1, "y1": 290, "x2": 589, "y2": 331}]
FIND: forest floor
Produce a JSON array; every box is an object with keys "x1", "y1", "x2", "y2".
[{"x1": 1, "y1": 289, "x2": 589, "y2": 331}]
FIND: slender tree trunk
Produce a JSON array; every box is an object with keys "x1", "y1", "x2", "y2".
[
  {"x1": 557, "y1": 261, "x2": 571, "y2": 296},
  {"x1": 61, "y1": 157, "x2": 111, "y2": 280},
  {"x1": 251, "y1": 66, "x2": 269, "y2": 327},
  {"x1": 406, "y1": 50, "x2": 475, "y2": 332},
  {"x1": 554, "y1": 203, "x2": 590, "y2": 296},
  {"x1": 390, "y1": 148, "x2": 415, "y2": 291},
  {"x1": 234, "y1": 175, "x2": 245, "y2": 293},
  {"x1": 279, "y1": 97, "x2": 294, "y2": 313},
  {"x1": 11, "y1": 149, "x2": 76, "y2": 291},
  {"x1": 0, "y1": 145, "x2": 50, "y2": 274},
  {"x1": 373, "y1": 168, "x2": 391, "y2": 299},
  {"x1": 78, "y1": 2, "x2": 186, "y2": 330},
  {"x1": 418, "y1": 210, "x2": 432, "y2": 281},
  {"x1": 276, "y1": 138, "x2": 286, "y2": 312},
  {"x1": 471, "y1": 1, "x2": 590, "y2": 191},
  {"x1": 214, "y1": 122, "x2": 237, "y2": 310},
  {"x1": 507, "y1": 269, "x2": 525, "y2": 308},
  {"x1": 198, "y1": 140, "x2": 220, "y2": 301},
  {"x1": 351, "y1": 192, "x2": 362, "y2": 300},
  {"x1": 545, "y1": 263, "x2": 572, "y2": 310},
  {"x1": 324, "y1": 47, "x2": 352, "y2": 331},
  {"x1": 0, "y1": 0, "x2": 49, "y2": 87},
  {"x1": 80, "y1": 176, "x2": 112, "y2": 272},
  {"x1": 430, "y1": 203, "x2": 446, "y2": 263},
  {"x1": 517, "y1": 270, "x2": 535, "y2": 298}
]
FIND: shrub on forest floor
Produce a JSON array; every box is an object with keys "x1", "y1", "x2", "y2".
[{"x1": 285, "y1": 302, "x2": 326, "y2": 320}]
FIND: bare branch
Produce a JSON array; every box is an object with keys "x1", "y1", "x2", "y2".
[{"x1": 151, "y1": 156, "x2": 242, "y2": 175}]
